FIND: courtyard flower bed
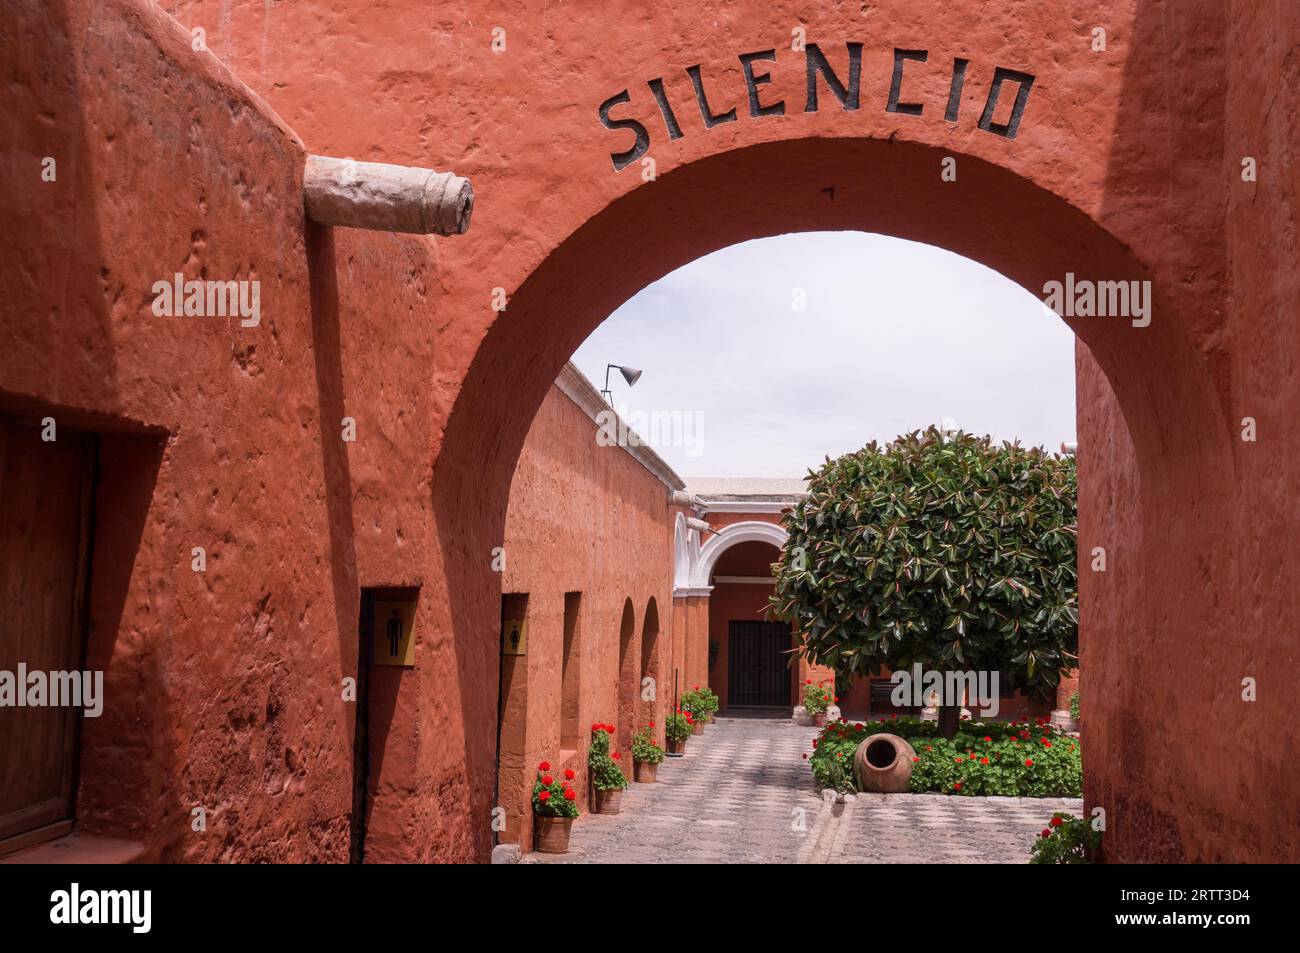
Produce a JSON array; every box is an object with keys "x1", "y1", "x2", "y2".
[{"x1": 808, "y1": 715, "x2": 1081, "y2": 797}]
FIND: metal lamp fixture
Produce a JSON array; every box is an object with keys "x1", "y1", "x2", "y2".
[{"x1": 600, "y1": 363, "x2": 642, "y2": 403}]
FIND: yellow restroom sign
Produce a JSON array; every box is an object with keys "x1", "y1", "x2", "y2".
[
  {"x1": 374, "y1": 600, "x2": 417, "y2": 666},
  {"x1": 502, "y1": 618, "x2": 528, "y2": 655}
]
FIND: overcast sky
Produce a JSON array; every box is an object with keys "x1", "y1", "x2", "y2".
[{"x1": 571, "y1": 231, "x2": 1077, "y2": 479}]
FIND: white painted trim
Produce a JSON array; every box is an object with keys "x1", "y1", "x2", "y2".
[
  {"x1": 698, "y1": 500, "x2": 796, "y2": 514},
  {"x1": 672, "y1": 513, "x2": 694, "y2": 591},
  {"x1": 554, "y1": 362, "x2": 686, "y2": 491},
  {"x1": 673, "y1": 586, "x2": 714, "y2": 598},
  {"x1": 713, "y1": 575, "x2": 777, "y2": 585},
  {"x1": 692, "y1": 519, "x2": 789, "y2": 588}
]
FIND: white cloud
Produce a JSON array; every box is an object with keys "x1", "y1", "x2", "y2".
[{"x1": 572, "y1": 231, "x2": 1077, "y2": 478}]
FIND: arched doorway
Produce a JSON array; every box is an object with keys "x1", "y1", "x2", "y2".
[
  {"x1": 616, "y1": 599, "x2": 637, "y2": 757},
  {"x1": 639, "y1": 598, "x2": 661, "y2": 739},
  {"x1": 432, "y1": 132, "x2": 1230, "y2": 861},
  {"x1": 708, "y1": 539, "x2": 789, "y2": 710},
  {"x1": 690, "y1": 520, "x2": 792, "y2": 711}
]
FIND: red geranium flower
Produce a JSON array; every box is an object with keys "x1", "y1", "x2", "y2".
[
  {"x1": 538, "y1": 761, "x2": 551, "y2": 772},
  {"x1": 565, "y1": 768, "x2": 575, "y2": 780},
  {"x1": 612, "y1": 752, "x2": 621, "y2": 761},
  {"x1": 606, "y1": 725, "x2": 616, "y2": 735},
  {"x1": 983, "y1": 736, "x2": 992, "y2": 743},
  {"x1": 538, "y1": 791, "x2": 550, "y2": 802},
  {"x1": 1050, "y1": 816, "x2": 1064, "y2": 827},
  {"x1": 1041, "y1": 828, "x2": 1051, "y2": 838},
  {"x1": 980, "y1": 757, "x2": 989, "y2": 765},
  {"x1": 564, "y1": 788, "x2": 576, "y2": 801},
  {"x1": 542, "y1": 774, "x2": 553, "y2": 786},
  {"x1": 1025, "y1": 758, "x2": 1034, "y2": 767},
  {"x1": 924, "y1": 745, "x2": 932, "y2": 752},
  {"x1": 1042, "y1": 740, "x2": 1052, "y2": 748},
  {"x1": 912, "y1": 756, "x2": 919, "y2": 763},
  {"x1": 805, "y1": 680, "x2": 812, "y2": 685},
  {"x1": 953, "y1": 782, "x2": 962, "y2": 791}
]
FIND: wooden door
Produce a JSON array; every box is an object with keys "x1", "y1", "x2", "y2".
[
  {"x1": 0, "y1": 414, "x2": 96, "y2": 844},
  {"x1": 727, "y1": 620, "x2": 792, "y2": 707}
]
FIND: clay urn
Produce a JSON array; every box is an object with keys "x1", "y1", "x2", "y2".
[
  {"x1": 853, "y1": 733, "x2": 918, "y2": 793},
  {"x1": 665, "y1": 737, "x2": 686, "y2": 756},
  {"x1": 634, "y1": 760, "x2": 658, "y2": 783}
]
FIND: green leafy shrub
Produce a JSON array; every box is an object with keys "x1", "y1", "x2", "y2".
[
  {"x1": 631, "y1": 724, "x2": 664, "y2": 765},
  {"x1": 807, "y1": 715, "x2": 1081, "y2": 797},
  {"x1": 697, "y1": 686, "x2": 720, "y2": 718},
  {"x1": 664, "y1": 711, "x2": 691, "y2": 743},
  {"x1": 588, "y1": 724, "x2": 627, "y2": 791},
  {"x1": 532, "y1": 758, "x2": 579, "y2": 818},
  {"x1": 1030, "y1": 811, "x2": 1100, "y2": 863},
  {"x1": 803, "y1": 681, "x2": 832, "y2": 715},
  {"x1": 680, "y1": 689, "x2": 707, "y2": 721},
  {"x1": 771, "y1": 428, "x2": 1078, "y2": 738},
  {"x1": 1069, "y1": 691, "x2": 1080, "y2": 721}
]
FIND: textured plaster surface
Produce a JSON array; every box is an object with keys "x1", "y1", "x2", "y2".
[{"x1": 3, "y1": 0, "x2": 1296, "y2": 861}]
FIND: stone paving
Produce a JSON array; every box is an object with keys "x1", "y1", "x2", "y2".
[
  {"x1": 829, "y1": 792, "x2": 1083, "y2": 864},
  {"x1": 525, "y1": 716, "x2": 1083, "y2": 864},
  {"x1": 527, "y1": 716, "x2": 823, "y2": 864}
]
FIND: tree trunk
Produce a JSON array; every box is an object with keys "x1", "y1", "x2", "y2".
[{"x1": 937, "y1": 703, "x2": 961, "y2": 739}]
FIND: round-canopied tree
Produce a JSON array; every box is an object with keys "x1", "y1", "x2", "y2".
[{"x1": 770, "y1": 427, "x2": 1077, "y2": 738}]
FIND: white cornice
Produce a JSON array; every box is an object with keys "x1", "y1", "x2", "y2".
[
  {"x1": 554, "y1": 362, "x2": 686, "y2": 492},
  {"x1": 698, "y1": 500, "x2": 794, "y2": 514},
  {"x1": 713, "y1": 575, "x2": 777, "y2": 584},
  {"x1": 673, "y1": 586, "x2": 714, "y2": 599}
]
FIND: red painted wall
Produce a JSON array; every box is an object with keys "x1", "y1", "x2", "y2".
[
  {"x1": 5, "y1": 0, "x2": 1298, "y2": 863},
  {"x1": 499, "y1": 385, "x2": 675, "y2": 853},
  {"x1": 1, "y1": 0, "x2": 493, "y2": 863}
]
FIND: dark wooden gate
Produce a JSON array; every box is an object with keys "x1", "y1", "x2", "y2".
[
  {"x1": 727, "y1": 620, "x2": 791, "y2": 707},
  {"x1": 0, "y1": 413, "x2": 96, "y2": 847}
]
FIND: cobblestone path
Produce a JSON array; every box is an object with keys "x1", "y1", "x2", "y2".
[
  {"x1": 828, "y1": 792, "x2": 1083, "y2": 864},
  {"x1": 525, "y1": 716, "x2": 1083, "y2": 864},
  {"x1": 527, "y1": 717, "x2": 822, "y2": 864}
]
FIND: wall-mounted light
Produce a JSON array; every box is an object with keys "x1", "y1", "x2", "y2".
[{"x1": 600, "y1": 364, "x2": 642, "y2": 403}]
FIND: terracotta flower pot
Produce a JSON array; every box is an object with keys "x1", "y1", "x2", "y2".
[
  {"x1": 704, "y1": 712, "x2": 715, "y2": 724},
  {"x1": 852, "y1": 733, "x2": 918, "y2": 793},
  {"x1": 812, "y1": 712, "x2": 827, "y2": 727},
  {"x1": 592, "y1": 788, "x2": 622, "y2": 814},
  {"x1": 634, "y1": 760, "x2": 659, "y2": 783},
  {"x1": 690, "y1": 719, "x2": 705, "y2": 736},
  {"x1": 666, "y1": 736, "x2": 686, "y2": 756},
  {"x1": 533, "y1": 815, "x2": 574, "y2": 853}
]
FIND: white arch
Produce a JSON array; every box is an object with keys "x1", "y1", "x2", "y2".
[
  {"x1": 692, "y1": 520, "x2": 788, "y2": 588},
  {"x1": 672, "y1": 513, "x2": 694, "y2": 591}
]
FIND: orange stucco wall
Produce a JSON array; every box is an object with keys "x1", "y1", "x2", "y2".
[
  {"x1": 498, "y1": 385, "x2": 675, "y2": 854},
  {"x1": 4, "y1": 0, "x2": 1299, "y2": 864}
]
